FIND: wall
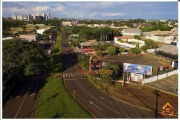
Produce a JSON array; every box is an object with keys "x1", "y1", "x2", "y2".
[
  {"x1": 114, "y1": 37, "x2": 144, "y2": 48},
  {"x1": 144, "y1": 69, "x2": 178, "y2": 83}
]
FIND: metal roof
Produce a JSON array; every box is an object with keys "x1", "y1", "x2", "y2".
[{"x1": 157, "y1": 45, "x2": 178, "y2": 55}]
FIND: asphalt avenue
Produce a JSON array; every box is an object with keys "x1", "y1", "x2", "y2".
[
  {"x1": 3, "y1": 74, "x2": 45, "y2": 118},
  {"x1": 62, "y1": 29, "x2": 157, "y2": 118}
]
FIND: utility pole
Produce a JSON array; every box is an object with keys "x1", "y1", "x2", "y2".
[{"x1": 154, "y1": 90, "x2": 160, "y2": 118}]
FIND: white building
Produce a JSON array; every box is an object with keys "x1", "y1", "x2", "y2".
[
  {"x1": 46, "y1": 13, "x2": 50, "y2": 20},
  {"x1": 37, "y1": 28, "x2": 50, "y2": 34},
  {"x1": 146, "y1": 34, "x2": 174, "y2": 44},
  {"x1": 12, "y1": 15, "x2": 17, "y2": 20}
]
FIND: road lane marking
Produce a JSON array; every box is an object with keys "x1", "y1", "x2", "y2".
[
  {"x1": 89, "y1": 101, "x2": 103, "y2": 111},
  {"x1": 71, "y1": 73, "x2": 73, "y2": 77},
  {"x1": 75, "y1": 80, "x2": 121, "y2": 115},
  {"x1": 15, "y1": 94, "x2": 27, "y2": 118},
  {"x1": 73, "y1": 73, "x2": 75, "y2": 77},
  {"x1": 100, "y1": 96, "x2": 113, "y2": 104}
]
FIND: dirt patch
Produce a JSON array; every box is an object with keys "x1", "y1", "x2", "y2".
[{"x1": 106, "y1": 83, "x2": 178, "y2": 114}]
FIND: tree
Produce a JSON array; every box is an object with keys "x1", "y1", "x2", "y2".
[
  {"x1": 97, "y1": 50, "x2": 103, "y2": 57},
  {"x1": 119, "y1": 47, "x2": 125, "y2": 53},
  {"x1": 35, "y1": 26, "x2": 39, "y2": 30},
  {"x1": 3, "y1": 39, "x2": 48, "y2": 77},
  {"x1": 22, "y1": 26, "x2": 26, "y2": 31},
  {"x1": 134, "y1": 35, "x2": 141, "y2": 40},
  {"x1": 111, "y1": 65, "x2": 119, "y2": 83},
  {"x1": 107, "y1": 46, "x2": 116, "y2": 56},
  {"x1": 129, "y1": 48, "x2": 141, "y2": 54},
  {"x1": 145, "y1": 39, "x2": 158, "y2": 49}
]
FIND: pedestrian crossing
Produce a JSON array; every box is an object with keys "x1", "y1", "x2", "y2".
[{"x1": 63, "y1": 72, "x2": 86, "y2": 78}]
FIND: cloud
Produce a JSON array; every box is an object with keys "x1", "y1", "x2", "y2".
[
  {"x1": 34, "y1": 6, "x2": 50, "y2": 11},
  {"x1": 52, "y1": 5, "x2": 65, "y2": 12},
  {"x1": 151, "y1": 12, "x2": 178, "y2": 15},
  {"x1": 140, "y1": 5, "x2": 151, "y2": 7},
  {"x1": 101, "y1": 12, "x2": 124, "y2": 17}
]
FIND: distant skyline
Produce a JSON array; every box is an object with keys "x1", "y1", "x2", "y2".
[{"x1": 2, "y1": 1, "x2": 178, "y2": 20}]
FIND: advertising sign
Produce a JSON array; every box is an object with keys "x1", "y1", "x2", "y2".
[{"x1": 123, "y1": 63, "x2": 152, "y2": 75}]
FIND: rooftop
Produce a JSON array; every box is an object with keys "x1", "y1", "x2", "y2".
[
  {"x1": 123, "y1": 28, "x2": 141, "y2": 34},
  {"x1": 157, "y1": 45, "x2": 178, "y2": 55}
]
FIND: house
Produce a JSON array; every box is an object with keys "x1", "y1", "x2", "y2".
[
  {"x1": 89, "y1": 53, "x2": 102, "y2": 71},
  {"x1": 121, "y1": 28, "x2": 141, "y2": 36},
  {"x1": 171, "y1": 27, "x2": 178, "y2": 36},
  {"x1": 114, "y1": 36, "x2": 145, "y2": 48},
  {"x1": 19, "y1": 34, "x2": 40, "y2": 42},
  {"x1": 79, "y1": 40, "x2": 101, "y2": 54},
  {"x1": 146, "y1": 34, "x2": 174, "y2": 44},
  {"x1": 157, "y1": 45, "x2": 178, "y2": 55},
  {"x1": 62, "y1": 22, "x2": 72, "y2": 26}
]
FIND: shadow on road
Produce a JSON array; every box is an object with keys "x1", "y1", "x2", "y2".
[{"x1": 22, "y1": 92, "x2": 60, "y2": 118}]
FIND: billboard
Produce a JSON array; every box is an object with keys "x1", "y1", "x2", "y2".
[{"x1": 123, "y1": 63, "x2": 152, "y2": 75}]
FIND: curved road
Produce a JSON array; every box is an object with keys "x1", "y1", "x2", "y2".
[{"x1": 61, "y1": 28, "x2": 156, "y2": 118}]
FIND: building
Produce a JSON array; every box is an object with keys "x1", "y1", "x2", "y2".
[
  {"x1": 79, "y1": 40, "x2": 101, "y2": 54},
  {"x1": 172, "y1": 27, "x2": 178, "y2": 36},
  {"x1": 12, "y1": 15, "x2": 17, "y2": 20},
  {"x1": 26, "y1": 14, "x2": 32, "y2": 21},
  {"x1": 157, "y1": 45, "x2": 178, "y2": 55},
  {"x1": 37, "y1": 28, "x2": 50, "y2": 34},
  {"x1": 19, "y1": 34, "x2": 39, "y2": 42},
  {"x1": 42, "y1": 13, "x2": 46, "y2": 21},
  {"x1": 62, "y1": 22, "x2": 72, "y2": 26},
  {"x1": 121, "y1": 28, "x2": 141, "y2": 36},
  {"x1": 146, "y1": 34, "x2": 174, "y2": 44},
  {"x1": 46, "y1": 13, "x2": 50, "y2": 20}
]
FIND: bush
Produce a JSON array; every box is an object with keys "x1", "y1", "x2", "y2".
[{"x1": 130, "y1": 48, "x2": 141, "y2": 54}]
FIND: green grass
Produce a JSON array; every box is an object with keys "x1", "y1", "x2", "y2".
[
  {"x1": 34, "y1": 32, "x2": 91, "y2": 118},
  {"x1": 35, "y1": 77, "x2": 91, "y2": 118},
  {"x1": 10, "y1": 25, "x2": 53, "y2": 32}
]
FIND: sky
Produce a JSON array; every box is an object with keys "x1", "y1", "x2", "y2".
[{"x1": 2, "y1": 1, "x2": 178, "y2": 20}]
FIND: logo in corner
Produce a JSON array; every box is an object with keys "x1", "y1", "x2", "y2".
[{"x1": 162, "y1": 102, "x2": 174, "y2": 117}]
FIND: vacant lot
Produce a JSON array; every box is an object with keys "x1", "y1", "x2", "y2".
[
  {"x1": 10, "y1": 25, "x2": 53, "y2": 32},
  {"x1": 103, "y1": 54, "x2": 173, "y2": 76},
  {"x1": 145, "y1": 74, "x2": 178, "y2": 94}
]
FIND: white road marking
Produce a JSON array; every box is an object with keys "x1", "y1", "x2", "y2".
[
  {"x1": 100, "y1": 96, "x2": 113, "y2": 104},
  {"x1": 89, "y1": 101, "x2": 103, "y2": 111}
]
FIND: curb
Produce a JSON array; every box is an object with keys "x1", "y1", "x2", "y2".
[
  {"x1": 62, "y1": 74, "x2": 95, "y2": 118},
  {"x1": 86, "y1": 75, "x2": 153, "y2": 111}
]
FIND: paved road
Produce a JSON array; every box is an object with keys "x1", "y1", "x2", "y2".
[
  {"x1": 3, "y1": 74, "x2": 45, "y2": 118},
  {"x1": 61, "y1": 28, "x2": 157, "y2": 118}
]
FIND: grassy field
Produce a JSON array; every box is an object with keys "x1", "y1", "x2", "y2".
[
  {"x1": 10, "y1": 25, "x2": 53, "y2": 32},
  {"x1": 34, "y1": 32, "x2": 91, "y2": 118}
]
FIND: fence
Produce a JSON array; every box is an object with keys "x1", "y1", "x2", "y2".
[{"x1": 144, "y1": 69, "x2": 178, "y2": 83}]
